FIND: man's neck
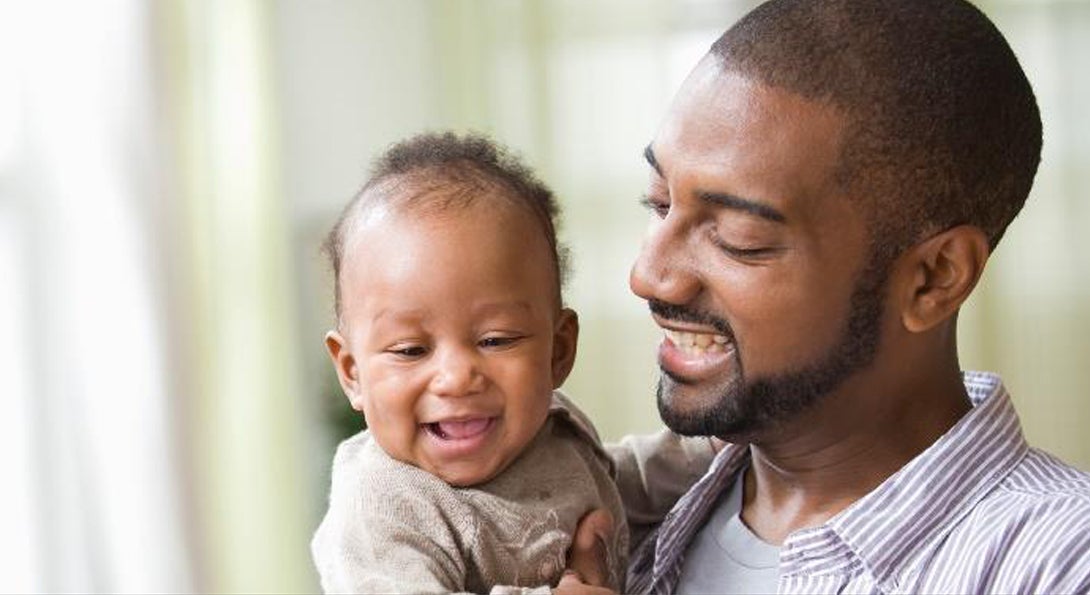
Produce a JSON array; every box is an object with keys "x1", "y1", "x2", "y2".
[{"x1": 738, "y1": 363, "x2": 972, "y2": 545}]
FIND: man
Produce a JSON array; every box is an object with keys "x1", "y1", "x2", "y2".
[{"x1": 559, "y1": 0, "x2": 1090, "y2": 593}]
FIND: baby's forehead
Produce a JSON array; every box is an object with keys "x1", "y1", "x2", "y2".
[
  {"x1": 349, "y1": 173, "x2": 539, "y2": 235},
  {"x1": 345, "y1": 185, "x2": 559, "y2": 272},
  {"x1": 340, "y1": 199, "x2": 562, "y2": 306}
]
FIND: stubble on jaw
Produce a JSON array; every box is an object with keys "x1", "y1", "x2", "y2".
[{"x1": 655, "y1": 252, "x2": 890, "y2": 442}]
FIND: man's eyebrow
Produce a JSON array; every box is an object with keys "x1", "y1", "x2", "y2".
[
  {"x1": 700, "y1": 192, "x2": 787, "y2": 224},
  {"x1": 645, "y1": 143, "x2": 786, "y2": 223},
  {"x1": 644, "y1": 144, "x2": 663, "y2": 177}
]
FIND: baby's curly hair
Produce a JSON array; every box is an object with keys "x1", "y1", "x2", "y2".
[{"x1": 324, "y1": 131, "x2": 570, "y2": 318}]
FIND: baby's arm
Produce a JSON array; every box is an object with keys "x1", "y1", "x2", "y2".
[
  {"x1": 312, "y1": 491, "x2": 468, "y2": 593},
  {"x1": 315, "y1": 504, "x2": 563, "y2": 595},
  {"x1": 606, "y1": 429, "x2": 721, "y2": 549},
  {"x1": 312, "y1": 433, "x2": 473, "y2": 593}
]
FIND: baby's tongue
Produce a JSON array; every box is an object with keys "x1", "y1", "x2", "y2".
[{"x1": 437, "y1": 418, "x2": 491, "y2": 439}]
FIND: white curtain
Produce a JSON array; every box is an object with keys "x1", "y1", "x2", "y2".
[{"x1": 0, "y1": 1, "x2": 193, "y2": 591}]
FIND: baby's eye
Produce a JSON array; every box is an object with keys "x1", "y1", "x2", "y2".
[
  {"x1": 479, "y1": 335, "x2": 521, "y2": 349},
  {"x1": 388, "y1": 345, "x2": 427, "y2": 358}
]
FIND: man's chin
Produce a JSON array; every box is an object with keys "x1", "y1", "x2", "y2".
[{"x1": 656, "y1": 375, "x2": 762, "y2": 439}]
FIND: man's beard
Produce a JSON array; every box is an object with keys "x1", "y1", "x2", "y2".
[{"x1": 655, "y1": 252, "x2": 891, "y2": 440}]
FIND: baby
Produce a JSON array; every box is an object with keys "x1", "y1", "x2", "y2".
[{"x1": 311, "y1": 132, "x2": 629, "y2": 593}]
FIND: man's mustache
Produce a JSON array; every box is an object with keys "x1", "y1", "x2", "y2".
[{"x1": 647, "y1": 299, "x2": 735, "y2": 340}]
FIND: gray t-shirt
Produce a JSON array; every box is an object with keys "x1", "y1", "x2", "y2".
[{"x1": 675, "y1": 470, "x2": 780, "y2": 594}]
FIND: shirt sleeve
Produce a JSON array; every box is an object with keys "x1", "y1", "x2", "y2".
[
  {"x1": 1007, "y1": 497, "x2": 1090, "y2": 595},
  {"x1": 605, "y1": 429, "x2": 719, "y2": 550}
]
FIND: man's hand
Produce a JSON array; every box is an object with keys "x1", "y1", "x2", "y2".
[{"x1": 553, "y1": 509, "x2": 616, "y2": 595}]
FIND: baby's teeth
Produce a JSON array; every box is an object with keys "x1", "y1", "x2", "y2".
[{"x1": 713, "y1": 335, "x2": 728, "y2": 345}]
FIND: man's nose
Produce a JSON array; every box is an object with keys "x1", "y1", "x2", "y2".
[
  {"x1": 429, "y1": 347, "x2": 484, "y2": 397},
  {"x1": 629, "y1": 220, "x2": 702, "y2": 305}
]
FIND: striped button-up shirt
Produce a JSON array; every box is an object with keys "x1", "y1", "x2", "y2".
[{"x1": 627, "y1": 371, "x2": 1090, "y2": 594}]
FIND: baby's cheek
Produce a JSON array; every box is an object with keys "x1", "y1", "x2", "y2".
[
  {"x1": 360, "y1": 386, "x2": 421, "y2": 436},
  {"x1": 367, "y1": 416, "x2": 419, "y2": 466},
  {"x1": 367, "y1": 369, "x2": 428, "y2": 405}
]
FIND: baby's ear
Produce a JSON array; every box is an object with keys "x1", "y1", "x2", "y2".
[
  {"x1": 551, "y1": 308, "x2": 580, "y2": 388},
  {"x1": 325, "y1": 330, "x2": 365, "y2": 411}
]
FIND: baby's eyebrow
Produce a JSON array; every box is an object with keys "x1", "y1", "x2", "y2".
[
  {"x1": 473, "y1": 301, "x2": 535, "y2": 317},
  {"x1": 372, "y1": 308, "x2": 427, "y2": 324}
]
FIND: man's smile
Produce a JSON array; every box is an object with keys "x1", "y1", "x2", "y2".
[
  {"x1": 664, "y1": 328, "x2": 731, "y2": 355},
  {"x1": 657, "y1": 325, "x2": 737, "y2": 382}
]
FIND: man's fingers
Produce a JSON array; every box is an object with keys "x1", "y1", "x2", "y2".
[{"x1": 567, "y1": 508, "x2": 613, "y2": 589}]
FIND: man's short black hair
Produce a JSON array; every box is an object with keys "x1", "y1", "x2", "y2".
[
  {"x1": 711, "y1": 0, "x2": 1042, "y2": 263},
  {"x1": 324, "y1": 131, "x2": 569, "y2": 318}
]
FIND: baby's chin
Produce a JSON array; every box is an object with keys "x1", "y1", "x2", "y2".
[{"x1": 421, "y1": 455, "x2": 513, "y2": 488}]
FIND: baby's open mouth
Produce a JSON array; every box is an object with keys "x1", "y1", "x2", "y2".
[{"x1": 424, "y1": 417, "x2": 495, "y2": 440}]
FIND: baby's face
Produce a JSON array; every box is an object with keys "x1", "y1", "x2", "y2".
[{"x1": 326, "y1": 198, "x2": 577, "y2": 487}]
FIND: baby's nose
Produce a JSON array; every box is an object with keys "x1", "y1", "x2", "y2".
[{"x1": 429, "y1": 349, "x2": 484, "y2": 397}]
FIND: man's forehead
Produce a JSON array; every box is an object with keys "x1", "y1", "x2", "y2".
[
  {"x1": 649, "y1": 60, "x2": 852, "y2": 224},
  {"x1": 664, "y1": 62, "x2": 844, "y2": 147}
]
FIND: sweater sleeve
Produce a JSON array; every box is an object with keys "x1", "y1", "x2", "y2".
[
  {"x1": 311, "y1": 433, "x2": 470, "y2": 594},
  {"x1": 606, "y1": 429, "x2": 719, "y2": 550},
  {"x1": 314, "y1": 504, "x2": 468, "y2": 594}
]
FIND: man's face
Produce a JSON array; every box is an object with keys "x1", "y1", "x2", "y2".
[{"x1": 629, "y1": 57, "x2": 888, "y2": 441}]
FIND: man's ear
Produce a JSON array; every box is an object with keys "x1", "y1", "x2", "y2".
[
  {"x1": 896, "y1": 225, "x2": 990, "y2": 333},
  {"x1": 551, "y1": 308, "x2": 580, "y2": 388},
  {"x1": 325, "y1": 330, "x2": 366, "y2": 412}
]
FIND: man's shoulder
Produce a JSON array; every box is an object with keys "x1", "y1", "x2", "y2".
[
  {"x1": 995, "y1": 447, "x2": 1090, "y2": 504},
  {"x1": 944, "y1": 448, "x2": 1090, "y2": 592},
  {"x1": 893, "y1": 449, "x2": 1090, "y2": 593},
  {"x1": 988, "y1": 448, "x2": 1090, "y2": 528},
  {"x1": 963, "y1": 447, "x2": 1090, "y2": 531}
]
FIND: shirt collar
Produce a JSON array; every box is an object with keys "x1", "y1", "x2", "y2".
[
  {"x1": 787, "y1": 371, "x2": 1029, "y2": 588},
  {"x1": 649, "y1": 371, "x2": 1028, "y2": 592}
]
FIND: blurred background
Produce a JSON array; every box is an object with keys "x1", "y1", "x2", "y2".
[{"x1": 2, "y1": 0, "x2": 1088, "y2": 592}]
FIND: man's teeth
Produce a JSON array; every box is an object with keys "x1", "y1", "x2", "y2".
[{"x1": 665, "y1": 329, "x2": 730, "y2": 355}]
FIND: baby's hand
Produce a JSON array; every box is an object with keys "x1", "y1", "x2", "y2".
[
  {"x1": 554, "y1": 571, "x2": 614, "y2": 595},
  {"x1": 553, "y1": 509, "x2": 616, "y2": 595}
]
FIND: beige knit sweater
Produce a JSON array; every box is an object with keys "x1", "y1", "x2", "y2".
[{"x1": 311, "y1": 392, "x2": 629, "y2": 594}]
